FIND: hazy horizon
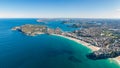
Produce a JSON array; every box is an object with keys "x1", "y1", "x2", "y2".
[{"x1": 0, "y1": 0, "x2": 120, "y2": 18}]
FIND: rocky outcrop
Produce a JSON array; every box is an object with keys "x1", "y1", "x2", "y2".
[
  {"x1": 11, "y1": 26, "x2": 21, "y2": 30},
  {"x1": 87, "y1": 48, "x2": 120, "y2": 60},
  {"x1": 54, "y1": 27, "x2": 62, "y2": 35}
]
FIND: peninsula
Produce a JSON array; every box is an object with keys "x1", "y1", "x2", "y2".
[
  {"x1": 12, "y1": 24, "x2": 62, "y2": 36},
  {"x1": 12, "y1": 19, "x2": 120, "y2": 64}
]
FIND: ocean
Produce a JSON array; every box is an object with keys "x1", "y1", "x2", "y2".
[{"x1": 0, "y1": 18, "x2": 119, "y2": 68}]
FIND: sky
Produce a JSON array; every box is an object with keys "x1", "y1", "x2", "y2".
[{"x1": 0, "y1": 0, "x2": 120, "y2": 18}]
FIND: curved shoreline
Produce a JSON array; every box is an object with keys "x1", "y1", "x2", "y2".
[{"x1": 52, "y1": 34, "x2": 120, "y2": 66}]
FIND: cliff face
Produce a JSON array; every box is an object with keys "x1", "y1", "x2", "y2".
[{"x1": 87, "y1": 48, "x2": 120, "y2": 60}]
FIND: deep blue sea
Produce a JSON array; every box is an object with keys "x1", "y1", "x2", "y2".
[{"x1": 0, "y1": 19, "x2": 119, "y2": 68}]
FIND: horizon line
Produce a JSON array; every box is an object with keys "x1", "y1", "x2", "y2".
[{"x1": 0, "y1": 17, "x2": 120, "y2": 19}]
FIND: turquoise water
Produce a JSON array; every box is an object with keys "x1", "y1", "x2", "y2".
[{"x1": 0, "y1": 19, "x2": 119, "y2": 68}]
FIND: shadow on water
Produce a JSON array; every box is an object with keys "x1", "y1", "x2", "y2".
[
  {"x1": 68, "y1": 56, "x2": 82, "y2": 63},
  {"x1": 46, "y1": 49, "x2": 74, "y2": 57},
  {"x1": 45, "y1": 49, "x2": 82, "y2": 63}
]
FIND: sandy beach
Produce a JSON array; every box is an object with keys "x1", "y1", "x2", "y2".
[
  {"x1": 53, "y1": 34, "x2": 100, "y2": 51},
  {"x1": 114, "y1": 56, "x2": 120, "y2": 65},
  {"x1": 53, "y1": 34, "x2": 120, "y2": 65}
]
